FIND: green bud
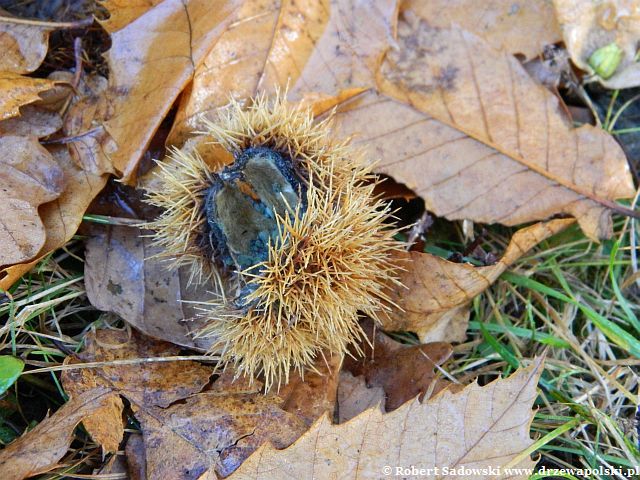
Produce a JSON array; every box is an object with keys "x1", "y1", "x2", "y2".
[{"x1": 588, "y1": 42, "x2": 623, "y2": 79}]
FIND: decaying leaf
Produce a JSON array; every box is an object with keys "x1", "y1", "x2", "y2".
[
  {"x1": 553, "y1": 0, "x2": 640, "y2": 89},
  {"x1": 380, "y1": 219, "x2": 575, "y2": 342},
  {"x1": 0, "y1": 72, "x2": 55, "y2": 120},
  {"x1": 63, "y1": 330, "x2": 339, "y2": 479},
  {"x1": 168, "y1": 0, "x2": 398, "y2": 144},
  {"x1": 62, "y1": 329, "x2": 213, "y2": 408},
  {"x1": 331, "y1": 1, "x2": 635, "y2": 240},
  {"x1": 227, "y1": 358, "x2": 543, "y2": 479},
  {"x1": 102, "y1": 0, "x2": 241, "y2": 181},
  {"x1": 415, "y1": 0, "x2": 562, "y2": 60},
  {"x1": 0, "y1": 136, "x2": 64, "y2": 266},
  {"x1": 137, "y1": 390, "x2": 306, "y2": 479},
  {"x1": 0, "y1": 388, "x2": 119, "y2": 480},
  {"x1": 61, "y1": 329, "x2": 212, "y2": 451},
  {"x1": 276, "y1": 354, "x2": 341, "y2": 426},
  {"x1": 83, "y1": 225, "x2": 216, "y2": 350},
  {"x1": 344, "y1": 320, "x2": 453, "y2": 411},
  {"x1": 0, "y1": 10, "x2": 51, "y2": 74},
  {"x1": 337, "y1": 371, "x2": 385, "y2": 423}
]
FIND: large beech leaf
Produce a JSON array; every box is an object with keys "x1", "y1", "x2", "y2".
[
  {"x1": 414, "y1": 0, "x2": 561, "y2": 60},
  {"x1": 226, "y1": 358, "x2": 543, "y2": 479},
  {"x1": 84, "y1": 225, "x2": 216, "y2": 350},
  {"x1": 168, "y1": 0, "x2": 398, "y2": 144},
  {"x1": 336, "y1": 0, "x2": 635, "y2": 240},
  {"x1": 102, "y1": 0, "x2": 241, "y2": 181}
]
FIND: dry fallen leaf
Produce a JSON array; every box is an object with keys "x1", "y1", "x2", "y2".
[
  {"x1": 99, "y1": 0, "x2": 165, "y2": 33},
  {"x1": 63, "y1": 74, "x2": 116, "y2": 175},
  {"x1": 344, "y1": 320, "x2": 453, "y2": 412},
  {"x1": 0, "y1": 72, "x2": 55, "y2": 120},
  {"x1": 102, "y1": 0, "x2": 241, "y2": 181},
  {"x1": 415, "y1": 0, "x2": 561, "y2": 60},
  {"x1": 0, "y1": 136, "x2": 64, "y2": 266},
  {"x1": 227, "y1": 358, "x2": 543, "y2": 479},
  {"x1": 330, "y1": 1, "x2": 635, "y2": 240},
  {"x1": 83, "y1": 225, "x2": 217, "y2": 350},
  {"x1": 553, "y1": 0, "x2": 640, "y2": 89},
  {"x1": 380, "y1": 219, "x2": 574, "y2": 342},
  {"x1": 0, "y1": 146, "x2": 107, "y2": 291},
  {"x1": 62, "y1": 329, "x2": 213, "y2": 408},
  {"x1": 0, "y1": 11, "x2": 51, "y2": 74},
  {"x1": 0, "y1": 388, "x2": 119, "y2": 480},
  {"x1": 168, "y1": 0, "x2": 398, "y2": 144}
]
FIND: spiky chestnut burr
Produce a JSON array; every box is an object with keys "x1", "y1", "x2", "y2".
[{"x1": 144, "y1": 93, "x2": 403, "y2": 389}]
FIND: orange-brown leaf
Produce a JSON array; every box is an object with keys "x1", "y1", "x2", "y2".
[
  {"x1": 381, "y1": 219, "x2": 575, "y2": 342},
  {"x1": 168, "y1": 0, "x2": 398, "y2": 144},
  {"x1": 103, "y1": 0, "x2": 241, "y2": 182},
  {"x1": 414, "y1": 0, "x2": 561, "y2": 60},
  {"x1": 0, "y1": 72, "x2": 55, "y2": 120},
  {"x1": 339, "y1": 3, "x2": 635, "y2": 240}
]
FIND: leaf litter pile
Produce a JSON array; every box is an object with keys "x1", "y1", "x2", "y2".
[{"x1": 0, "y1": 0, "x2": 640, "y2": 479}]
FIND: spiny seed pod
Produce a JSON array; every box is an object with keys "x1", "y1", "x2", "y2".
[{"x1": 144, "y1": 92, "x2": 404, "y2": 389}]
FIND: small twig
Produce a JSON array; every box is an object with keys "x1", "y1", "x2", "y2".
[
  {"x1": 40, "y1": 127, "x2": 103, "y2": 145},
  {"x1": 21, "y1": 355, "x2": 219, "y2": 375},
  {"x1": 72, "y1": 37, "x2": 83, "y2": 89},
  {"x1": 0, "y1": 15, "x2": 93, "y2": 29}
]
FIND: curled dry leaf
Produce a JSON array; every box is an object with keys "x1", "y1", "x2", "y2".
[
  {"x1": 0, "y1": 136, "x2": 63, "y2": 266},
  {"x1": 102, "y1": 0, "x2": 241, "y2": 181},
  {"x1": 553, "y1": 0, "x2": 640, "y2": 89},
  {"x1": 62, "y1": 329, "x2": 213, "y2": 409},
  {"x1": 0, "y1": 10, "x2": 51, "y2": 74},
  {"x1": 331, "y1": 0, "x2": 635, "y2": 240},
  {"x1": 227, "y1": 358, "x2": 544, "y2": 480},
  {"x1": 344, "y1": 320, "x2": 453, "y2": 412},
  {"x1": 0, "y1": 72, "x2": 55, "y2": 120},
  {"x1": 168, "y1": 0, "x2": 398, "y2": 144},
  {"x1": 380, "y1": 219, "x2": 575, "y2": 343},
  {"x1": 0, "y1": 146, "x2": 107, "y2": 290},
  {"x1": 83, "y1": 225, "x2": 216, "y2": 350},
  {"x1": 415, "y1": 0, "x2": 561, "y2": 60},
  {"x1": 0, "y1": 388, "x2": 119, "y2": 480}
]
